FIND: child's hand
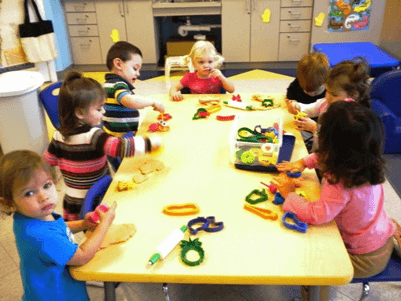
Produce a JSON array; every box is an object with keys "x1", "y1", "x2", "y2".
[
  {"x1": 276, "y1": 159, "x2": 306, "y2": 173},
  {"x1": 294, "y1": 117, "x2": 317, "y2": 133},
  {"x1": 98, "y1": 201, "x2": 117, "y2": 226},
  {"x1": 286, "y1": 99, "x2": 300, "y2": 115},
  {"x1": 152, "y1": 101, "x2": 165, "y2": 113},
  {"x1": 210, "y1": 69, "x2": 223, "y2": 79},
  {"x1": 83, "y1": 213, "x2": 99, "y2": 229},
  {"x1": 271, "y1": 173, "x2": 296, "y2": 199},
  {"x1": 171, "y1": 91, "x2": 183, "y2": 101}
]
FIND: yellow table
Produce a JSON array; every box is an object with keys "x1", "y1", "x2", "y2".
[{"x1": 70, "y1": 93, "x2": 353, "y2": 301}]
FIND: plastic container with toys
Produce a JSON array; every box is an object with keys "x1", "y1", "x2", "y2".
[{"x1": 229, "y1": 113, "x2": 295, "y2": 172}]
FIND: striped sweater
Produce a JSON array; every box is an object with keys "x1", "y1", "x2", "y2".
[
  {"x1": 44, "y1": 127, "x2": 149, "y2": 201},
  {"x1": 103, "y1": 73, "x2": 140, "y2": 137}
]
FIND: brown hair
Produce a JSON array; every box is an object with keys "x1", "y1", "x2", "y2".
[
  {"x1": 0, "y1": 150, "x2": 56, "y2": 216},
  {"x1": 297, "y1": 52, "x2": 330, "y2": 93},
  {"x1": 325, "y1": 57, "x2": 371, "y2": 108},
  {"x1": 58, "y1": 71, "x2": 105, "y2": 140},
  {"x1": 316, "y1": 101, "x2": 385, "y2": 188},
  {"x1": 106, "y1": 41, "x2": 142, "y2": 71}
]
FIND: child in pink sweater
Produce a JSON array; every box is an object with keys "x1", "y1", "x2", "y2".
[{"x1": 274, "y1": 101, "x2": 401, "y2": 278}]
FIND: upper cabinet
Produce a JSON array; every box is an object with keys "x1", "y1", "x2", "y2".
[{"x1": 222, "y1": 0, "x2": 280, "y2": 62}]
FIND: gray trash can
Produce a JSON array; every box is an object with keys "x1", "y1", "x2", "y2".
[{"x1": 0, "y1": 71, "x2": 48, "y2": 155}]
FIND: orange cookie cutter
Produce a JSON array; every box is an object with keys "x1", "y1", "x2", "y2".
[
  {"x1": 163, "y1": 203, "x2": 200, "y2": 216},
  {"x1": 244, "y1": 203, "x2": 278, "y2": 220}
]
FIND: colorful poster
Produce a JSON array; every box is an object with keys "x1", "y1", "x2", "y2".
[{"x1": 328, "y1": 0, "x2": 372, "y2": 32}]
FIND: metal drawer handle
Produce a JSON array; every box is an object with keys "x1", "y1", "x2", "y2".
[
  {"x1": 288, "y1": 23, "x2": 301, "y2": 28},
  {"x1": 287, "y1": 36, "x2": 301, "y2": 42},
  {"x1": 288, "y1": 11, "x2": 302, "y2": 16},
  {"x1": 74, "y1": 3, "x2": 87, "y2": 11},
  {"x1": 78, "y1": 27, "x2": 91, "y2": 35},
  {"x1": 76, "y1": 15, "x2": 89, "y2": 23},
  {"x1": 80, "y1": 40, "x2": 92, "y2": 48},
  {"x1": 292, "y1": 0, "x2": 303, "y2": 3}
]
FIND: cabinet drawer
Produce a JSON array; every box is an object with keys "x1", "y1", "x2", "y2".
[
  {"x1": 281, "y1": 0, "x2": 313, "y2": 7},
  {"x1": 70, "y1": 37, "x2": 103, "y2": 64},
  {"x1": 278, "y1": 32, "x2": 310, "y2": 61},
  {"x1": 280, "y1": 7, "x2": 312, "y2": 20},
  {"x1": 68, "y1": 25, "x2": 99, "y2": 37},
  {"x1": 64, "y1": 1, "x2": 96, "y2": 12},
  {"x1": 280, "y1": 20, "x2": 311, "y2": 32},
  {"x1": 66, "y1": 13, "x2": 97, "y2": 25}
]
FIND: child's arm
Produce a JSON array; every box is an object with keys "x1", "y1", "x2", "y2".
[
  {"x1": 294, "y1": 117, "x2": 318, "y2": 133},
  {"x1": 66, "y1": 213, "x2": 99, "y2": 234},
  {"x1": 170, "y1": 81, "x2": 184, "y2": 101},
  {"x1": 210, "y1": 69, "x2": 235, "y2": 93},
  {"x1": 67, "y1": 202, "x2": 117, "y2": 266},
  {"x1": 120, "y1": 94, "x2": 165, "y2": 113}
]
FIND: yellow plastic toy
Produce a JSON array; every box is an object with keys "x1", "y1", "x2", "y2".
[
  {"x1": 261, "y1": 9, "x2": 271, "y2": 23},
  {"x1": 314, "y1": 12, "x2": 325, "y2": 27},
  {"x1": 294, "y1": 110, "x2": 308, "y2": 121}
]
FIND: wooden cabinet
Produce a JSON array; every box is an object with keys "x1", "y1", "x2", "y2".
[
  {"x1": 278, "y1": 0, "x2": 313, "y2": 61},
  {"x1": 222, "y1": 0, "x2": 280, "y2": 62},
  {"x1": 222, "y1": 0, "x2": 313, "y2": 63},
  {"x1": 64, "y1": 0, "x2": 103, "y2": 65},
  {"x1": 95, "y1": 0, "x2": 157, "y2": 65}
]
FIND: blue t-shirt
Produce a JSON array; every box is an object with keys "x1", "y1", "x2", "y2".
[{"x1": 13, "y1": 212, "x2": 89, "y2": 301}]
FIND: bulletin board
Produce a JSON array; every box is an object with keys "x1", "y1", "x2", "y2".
[{"x1": 328, "y1": 0, "x2": 372, "y2": 32}]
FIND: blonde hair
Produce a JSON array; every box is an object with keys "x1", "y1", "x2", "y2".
[
  {"x1": 297, "y1": 52, "x2": 330, "y2": 93},
  {"x1": 183, "y1": 41, "x2": 224, "y2": 69},
  {"x1": 0, "y1": 150, "x2": 56, "y2": 216}
]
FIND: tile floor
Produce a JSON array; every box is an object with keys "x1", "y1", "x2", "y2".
[{"x1": 1, "y1": 70, "x2": 401, "y2": 301}]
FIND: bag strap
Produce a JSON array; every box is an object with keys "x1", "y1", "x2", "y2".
[{"x1": 24, "y1": 0, "x2": 44, "y2": 24}]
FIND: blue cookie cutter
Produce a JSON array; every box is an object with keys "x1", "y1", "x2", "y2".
[
  {"x1": 282, "y1": 212, "x2": 308, "y2": 233},
  {"x1": 273, "y1": 192, "x2": 285, "y2": 205},
  {"x1": 188, "y1": 217, "x2": 210, "y2": 235},
  {"x1": 188, "y1": 216, "x2": 224, "y2": 234},
  {"x1": 204, "y1": 216, "x2": 224, "y2": 232},
  {"x1": 286, "y1": 171, "x2": 302, "y2": 178}
]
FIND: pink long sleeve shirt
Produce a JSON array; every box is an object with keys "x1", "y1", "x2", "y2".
[{"x1": 283, "y1": 153, "x2": 395, "y2": 255}]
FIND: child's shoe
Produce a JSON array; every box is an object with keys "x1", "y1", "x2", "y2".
[{"x1": 391, "y1": 218, "x2": 401, "y2": 258}]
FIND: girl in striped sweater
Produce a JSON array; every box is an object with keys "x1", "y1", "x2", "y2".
[{"x1": 44, "y1": 71, "x2": 161, "y2": 221}]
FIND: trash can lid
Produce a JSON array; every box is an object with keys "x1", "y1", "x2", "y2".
[{"x1": 0, "y1": 71, "x2": 44, "y2": 97}]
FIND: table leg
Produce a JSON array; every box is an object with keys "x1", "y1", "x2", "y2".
[
  {"x1": 308, "y1": 286, "x2": 321, "y2": 301},
  {"x1": 163, "y1": 283, "x2": 171, "y2": 301},
  {"x1": 104, "y1": 282, "x2": 116, "y2": 301}
]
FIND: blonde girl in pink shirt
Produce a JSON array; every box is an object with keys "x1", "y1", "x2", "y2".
[{"x1": 274, "y1": 101, "x2": 401, "y2": 278}]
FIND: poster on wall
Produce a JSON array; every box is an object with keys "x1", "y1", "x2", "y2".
[{"x1": 328, "y1": 0, "x2": 372, "y2": 32}]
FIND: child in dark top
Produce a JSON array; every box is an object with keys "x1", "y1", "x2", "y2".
[
  {"x1": 286, "y1": 52, "x2": 330, "y2": 105},
  {"x1": 286, "y1": 52, "x2": 330, "y2": 152},
  {"x1": 103, "y1": 41, "x2": 165, "y2": 137}
]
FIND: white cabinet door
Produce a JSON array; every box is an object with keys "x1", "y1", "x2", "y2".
[
  {"x1": 125, "y1": 0, "x2": 158, "y2": 64},
  {"x1": 222, "y1": 0, "x2": 251, "y2": 62},
  {"x1": 95, "y1": 0, "x2": 128, "y2": 65},
  {"x1": 250, "y1": 0, "x2": 280, "y2": 62}
]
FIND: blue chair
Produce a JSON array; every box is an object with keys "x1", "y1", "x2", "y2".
[
  {"x1": 79, "y1": 175, "x2": 112, "y2": 220},
  {"x1": 351, "y1": 255, "x2": 401, "y2": 301},
  {"x1": 370, "y1": 69, "x2": 401, "y2": 153},
  {"x1": 38, "y1": 81, "x2": 62, "y2": 129}
]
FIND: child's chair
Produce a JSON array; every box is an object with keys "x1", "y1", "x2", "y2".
[
  {"x1": 351, "y1": 254, "x2": 401, "y2": 301},
  {"x1": 165, "y1": 56, "x2": 194, "y2": 91},
  {"x1": 79, "y1": 175, "x2": 112, "y2": 219},
  {"x1": 370, "y1": 69, "x2": 401, "y2": 153},
  {"x1": 38, "y1": 81, "x2": 62, "y2": 129}
]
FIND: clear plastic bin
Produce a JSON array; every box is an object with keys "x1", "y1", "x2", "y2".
[{"x1": 229, "y1": 113, "x2": 283, "y2": 171}]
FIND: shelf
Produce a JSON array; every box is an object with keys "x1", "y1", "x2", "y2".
[{"x1": 152, "y1": 1, "x2": 221, "y2": 16}]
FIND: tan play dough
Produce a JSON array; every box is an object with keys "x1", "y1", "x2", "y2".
[
  {"x1": 139, "y1": 159, "x2": 165, "y2": 175},
  {"x1": 85, "y1": 223, "x2": 137, "y2": 249}
]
